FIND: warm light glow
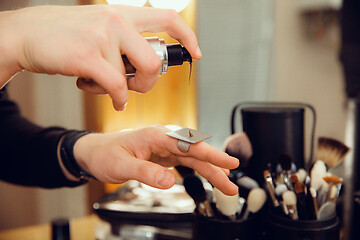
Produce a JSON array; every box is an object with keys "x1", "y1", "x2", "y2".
[
  {"x1": 149, "y1": 0, "x2": 191, "y2": 12},
  {"x1": 106, "y1": 0, "x2": 147, "y2": 7},
  {"x1": 165, "y1": 125, "x2": 182, "y2": 131}
]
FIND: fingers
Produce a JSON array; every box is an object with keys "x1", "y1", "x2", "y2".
[
  {"x1": 179, "y1": 157, "x2": 238, "y2": 196},
  {"x1": 117, "y1": 157, "x2": 176, "y2": 189},
  {"x1": 122, "y1": 7, "x2": 202, "y2": 60},
  {"x1": 77, "y1": 57, "x2": 128, "y2": 111},
  {"x1": 118, "y1": 30, "x2": 161, "y2": 93},
  {"x1": 76, "y1": 78, "x2": 107, "y2": 94},
  {"x1": 164, "y1": 136, "x2": 239, "y2": 170}
]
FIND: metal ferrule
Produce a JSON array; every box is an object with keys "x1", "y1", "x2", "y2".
[
  {"x1": 146, "y1": 37, "x2": 168, "y2": 75},
  {"x1": 125, "y1": 37, "x2": 168, "y2": 77}
]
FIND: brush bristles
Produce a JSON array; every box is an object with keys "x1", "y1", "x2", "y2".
[
  {"x1": 310, "y1": 187, "x2": 317, "y2": 198},
  {"x1": 323, "y1": 176, "x2": 343, "y2": 185},
  {"x1": 183, "y1": 175, "x2": 206, "y2": 203},
  {"x1": 279, "y1": 153, "x2": 292, "y2": 171},
  {"x1": 290, "y1": 174, "x2": 299, "y2": 184},
  {"x1": 283, "y1": 191, "x2": 297, "y2": 206},
  {"x1": 264, "y1": 169, "x2": 271, "y2": 178},
  {"x1": 247, "y1": 188, "x2": 267, "y2": 213},
  {"x1": 224, "y1": 132, "x2": 253, "y2": 166},
  {"x1": 317, "y1": 137, "x2": 350, "y2": 169},
  {"x1": 213, "y1": 188, "x2": 240, "y2": 216},
  {"x1": 236, "y1": 176, "x2": 259, "y2": 190},
  {"x1": 275, "y1": 184, "x2": 288, "y2": 198},
  {"x1": 296, "y1": 169, "x2": 307, "y2": 183}
]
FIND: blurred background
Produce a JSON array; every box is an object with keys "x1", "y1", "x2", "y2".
[{"x1": 0, "y1": 0, "x2": 346, "y2": 231}]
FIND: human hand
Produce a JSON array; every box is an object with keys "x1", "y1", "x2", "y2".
[
  {"x1": 73, "y1": 125, "x2": 239, "y2": 196},
  {"x1": 0, "y1": 5, "x2": 201, "y2": 111}
]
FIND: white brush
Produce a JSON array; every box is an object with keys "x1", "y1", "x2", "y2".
[
  {"x1": 236, "y1": 176, "x2": 259, "y2": 190},
  {"x1": 242, "y1": 188, "x2": 267, "y2": 219},
  {"x1": 283, "y1": 190, "x2": 298, "y2": 220},
  {"x1": 275, "y1": 184, "x2": 288, "y2": 198},
  {"x1": 213, "y1": 188, "x2": 241, "y2": 219},
  {"x1": 296, "y1": 168, "x2": 307, "y2": 183}
]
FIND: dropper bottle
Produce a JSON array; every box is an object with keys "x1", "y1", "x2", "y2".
[{"x1": 122, "y1": 37, "x2": 192, "y2": 77}]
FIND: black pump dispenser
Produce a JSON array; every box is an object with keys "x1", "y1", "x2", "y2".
[
  {"x1": 122, "y1": 37, "x2": 192, "y2": 77},
  {"x1": 167, "y1": 44, "x2": 192, "y2": 66}
]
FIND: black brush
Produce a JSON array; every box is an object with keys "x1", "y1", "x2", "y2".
[
  {"x1": 279, "y1": 153, "x2": 293, "y2": 190},
  {"x1": 305, "y1": 186, "x2": 318, "y2": 220},
  {"x1": 175, "y1": 166, "x2": 195, "y2": 179},
  {"x1": 183, "y1": 175, "x2": 214, "y2": 217},
  {"x1": 294, "y1": 182, "x2": 309, "y2": 220}
]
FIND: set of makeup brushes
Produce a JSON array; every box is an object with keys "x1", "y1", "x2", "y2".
[
  {"x1": 176, "y1": 166, "x2": 267, "y2": 221},
  {"x1": 179, "y1": 132, "x2": 349, "y2": 224},
  {"x1": 263, "y1": 137, "x2": 349, "y2": 221}
]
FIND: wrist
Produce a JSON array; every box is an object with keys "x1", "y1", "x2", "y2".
[
  {"x1": 0, "y1": 10, "x2": 24, "y2": 88},
  {"x1": 59, "y1": 130, "x2": 95, "y2": 182}
]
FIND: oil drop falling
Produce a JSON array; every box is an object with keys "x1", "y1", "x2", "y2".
[{"x1": 188, "y1": 60, "x2": 193, "y2": 85}]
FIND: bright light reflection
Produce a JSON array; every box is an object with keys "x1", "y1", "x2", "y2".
[
  {"x1": 106, "y1": 0, "x2": 147, "y2": 7},
  {"x1": 149, "y1": 0, "x2": 191, "y2": 12},
  {"x1": 165, "y1": 125, "x2": 182, "y2": 131}
]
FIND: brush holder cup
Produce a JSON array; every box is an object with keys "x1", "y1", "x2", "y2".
[
  {"x1": 265, "y1": 210, "x2": 340, "y2": 240},
  {"x1": 192, "y1": 215, "x2": 262, "y2": 240},
  {"x1": 231, "y1": 102, "x2": 316, "y2": 185}
]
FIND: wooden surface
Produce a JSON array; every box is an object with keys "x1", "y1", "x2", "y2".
[{"x1": 0, "y1": 215, "x2": 101, "y2": 240}]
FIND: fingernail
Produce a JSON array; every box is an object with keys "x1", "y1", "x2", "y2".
[
  {"x1": 156, "y1": 170, "x2": 174, "y2": 188},
  {"x1": 196, "y1": 45, "x2": 202, "y2": 59},
  {"x1": 117, "y1": 102, "x2": 127, "y2": 111}
]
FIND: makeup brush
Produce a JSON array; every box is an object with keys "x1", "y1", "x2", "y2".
[
  {"x1": 295, "y1": 168, "x2": 307, "y2": 183},
  {"x1": 310, "y1": 160, "x2": 328, "y2": 206},
  {"x1": 303, "y1": 186, "x2": 317, "y2": 220},
  {"x1": 236, "y1": 176, "x2": 259, "y2": 199},
  {"x1": 213, "y1": 188, "x2": 241, "y2": 220},
  {"x1": 224, "y1": 132, "x2": 253, "y2": 169},
  {"x1": 290, "y1": 174, "x2": 299, "y2": 190},
  {"x1": 239, "y1": 197, "x2": 246, "y2": 217},
  {"x1": 275, "y1": 184, "x2": 288, "y2": 199},
  {"x1": 274, "y1": 184, "x2": 290, "y2": 216},
  {"x1": 294, "y1": 182, "x2": 308, "y2": 220},
  {"x1": 309, "y1": 187, "x2": 318, "y2": 216},
  {"x1": 323, "y1": 176, "x2": 343, "y2": 203},
  {"x1": 283, "y1": 190, "x2": 298, "y2": 220},
  {"x1": 183, "y1": 175, "x2": 214, "y2": 217},
  {"x1": 317, "y1": 137, "x2": 350, "y2": 169},
  {"x1": 264, "y1": 170, "x2": 280, "y2": 207},
  {"x1": 328, "y1": 185, "x2": 339, "y2": 203},
  {"x1": 242, "y1": 188, "x2": 267, "y2": 219},
  {"x1": 175, "y1": 166, "x2": 195, "y2": 179},
  {"x1": 276, "y1": 163, "x2": 297, "y2": 175},
  {"x1": 279, "y1": 153, "x2": 293, "y2": 190},
  {"x1": 317, "y1": 202, "x2": 337, "y2": 220}
]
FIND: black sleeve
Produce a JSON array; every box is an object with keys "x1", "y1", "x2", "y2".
[{"x1": 0, "y1": 87, "x2": 84, "y2": 188}]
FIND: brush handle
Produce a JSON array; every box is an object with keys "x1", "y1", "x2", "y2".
[
  {"x1": 196, "y1": 201, "x2": 214, "y2": 218},
  {"x1": 287, "y1": 204, "x2": 298, "y2": 220},
  {"x1": 296, "y1": 192, "x2": 309, "y2": 220},
  {"x1": 241, "y1": 209, "x2": 250, "y2": 220},
  {"x1": 305, "y1": 191, "x2": 317, "y2": 220},
  {"x1": 265, "y1": 179, "x2": 280, "y2": 207}
]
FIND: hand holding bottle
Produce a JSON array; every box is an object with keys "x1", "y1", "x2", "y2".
[{"x1": 0, "y1": 4, "x2": 201, "y2": 111}]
